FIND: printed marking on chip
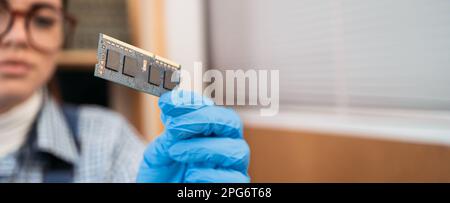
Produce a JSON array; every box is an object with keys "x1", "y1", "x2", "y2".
[{"x1": 94, "y1": 33, "x2": 181, "y2": 97}]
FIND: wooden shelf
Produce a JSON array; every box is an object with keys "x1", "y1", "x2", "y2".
[{"x1": 57, "y1": 50, "x2": 97, "y2": 69}]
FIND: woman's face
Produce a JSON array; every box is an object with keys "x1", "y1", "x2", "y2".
[{"x1": 0, "y1": 0, "x2": 62, "y2": 111}]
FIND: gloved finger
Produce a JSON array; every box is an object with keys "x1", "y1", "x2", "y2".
[
  {"x1": 136, "y1": 134, "x2": 188, "y2": 183},
  {"x1": 184, "y1": 168, "x2": 250, "y2": 183},
  {"x1": 140, "y1": 135, "x2": 172, "y2": 166},
  {"x1": 159, "y1": 89, "x2": 214, "y2": 121},
  {"x1": 164, "y1": 106, "x2": 243, "y2": 141},
  {"x1": 168, "y1": 137, "x2": 250, "y2": 172},
  {"x1": 136, "y1": 157, "x2": 186, "y2": 183}
]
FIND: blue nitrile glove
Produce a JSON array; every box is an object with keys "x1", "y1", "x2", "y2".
[{"x1": 136, "y1": 90, "x2": 250, "y2": 183}]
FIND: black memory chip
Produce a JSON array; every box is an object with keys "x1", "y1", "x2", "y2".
[
  {"x1": 148, "y1": 64, "x2": 162, "y2": 86},
  {"x1": 164, "y1": 69, "x2": 178, "y2": 90},
  {"x1": 95, "y1": 34, "x2": 181, "y2": 97},
  {"x1": 105, "y1": 49, "x2": 121, "y2": 72},
  {"x1": 123, "y1": 56, "x2": 139, "y2": 77}
]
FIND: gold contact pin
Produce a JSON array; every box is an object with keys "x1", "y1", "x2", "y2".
[
  {"x1": 101, "y1": 34, "x2": 181, "y2": 69},
  {"x1": 142, "y1": 59, "x2": 148, "y2": 71}
]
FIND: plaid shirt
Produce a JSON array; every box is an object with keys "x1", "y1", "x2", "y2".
[{"x1": 0, "y1": 96, "x2": 146, "y2": 183}]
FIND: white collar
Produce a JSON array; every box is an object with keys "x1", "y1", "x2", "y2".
[{"x1": 0, "y1": 90, "x2": 43, "y2": 157}]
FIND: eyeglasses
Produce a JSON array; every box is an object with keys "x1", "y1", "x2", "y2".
[{"x1": 0, "y1": 0, "x2": 76, "y2": 53}]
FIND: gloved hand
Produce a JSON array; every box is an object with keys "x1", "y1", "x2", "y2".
[{"x1": 136, "y1": 90, "x2": 250, "y2": 183}]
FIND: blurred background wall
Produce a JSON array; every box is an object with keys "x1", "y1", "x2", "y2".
[{"x1": 56, "y1": 0, "x2": 450, "y2": 182}]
